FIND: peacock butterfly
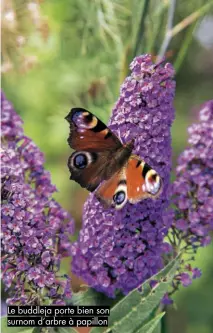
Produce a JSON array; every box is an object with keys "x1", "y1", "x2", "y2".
[{"x1": 65, "y1": 108, "x2": 162, "y2": 209}]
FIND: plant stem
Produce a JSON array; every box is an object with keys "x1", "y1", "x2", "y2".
[
  {"x1": 157, "y1": 0, "x2": 176, "y2": 62},
  {"x1": 133, "y1": 0, "x2": 150, "y2": 57},
  {"x1": 171, "y1": 1, "x2": 213, "y2": 37}
]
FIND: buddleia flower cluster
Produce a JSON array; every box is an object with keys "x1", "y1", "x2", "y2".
[
  {"x1": 168, "y1": 100, "x2": 213, "y2": 294},
  {"x1": 1, "y1": 92, "x2": 74, "y2": 305},
  {"x1": 71, "y1": 54, "x2": 176, "y2": 297},
  {"x1": 71, "y1": 56, "x2": 213, "y2": 299}
]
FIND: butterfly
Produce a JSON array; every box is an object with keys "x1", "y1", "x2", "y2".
[{"x1": 65, "y1": 108, "x2": 162, "y2": 209}]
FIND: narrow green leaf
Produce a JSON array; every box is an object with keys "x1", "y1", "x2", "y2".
[
  {"x1": 32, "y1": 328, "x2": 58, "y2": 333},
  {"x1": 90, "y1": 254, "x2": 180, "y2": 333},
  {"x1": 146, "y1": 2, "x2": 168, "y2": 54},
  {"x1": 171, "y1": 1, "x2": 213, "y2": 37},
  {"x1": 174, "y1": 22, "x2": 197, "y2": 73},
  {"x1": 71, "y1": 287, "x2": 122, "y2": 307},
  {"x1": 32, "y1": 326, "x2": 78, "y2": 333},
  {"x1": 57, "y1": 328, "x2": 79, "y2": 333},
  {"x1": 15, "y1": 330, "x2": 34, "y2": 333},
  {"x1": 136, "y1": 312, "x2": 165, "y2": 333},
  {"x1": 32, "y1": 328, "x2": 40, "y2": 333},
  {"x1": 1, "y1": 316, "x2": 33, "y2": 333},
  {"x1": 107, "y1": 254, "x2": 180, "y2": 333},
  {"x1": 32, "y1": 328, "x2": 57, "y2": 333},
  {"x1": 133, "y1": 0, "x2": 150, "y2": 57}
]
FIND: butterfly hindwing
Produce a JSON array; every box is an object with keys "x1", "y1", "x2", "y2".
[
  {"x1": 95, "y1": 155, "x2": 162, "y2": 209},
  {"x1": 126, "y1": 156, "x2": 162, "y2": 203},
  {"x1": 65, "y1": 108, "x2": 122, "y2": 152},
  {"x1": 95, "y1": 169, "x2": 128, "y2": 209}
]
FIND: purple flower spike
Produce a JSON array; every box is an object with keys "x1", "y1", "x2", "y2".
[
  {"x1": 173, "y1": 101, "x2": 213, "y2": 245},
  {"x1": 71, "y1": 55, "x2": 176, "y2": 297},
  {"x1": 1, "y1": 92, "x2": 74, "y2": 305},
  {"x1": 170, "y1": 101, "x2": 213, "y2": 294}
]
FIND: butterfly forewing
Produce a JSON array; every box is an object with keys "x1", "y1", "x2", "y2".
[
  {"x1": 65, "y1": 108, "x2": 122, "y2": 152},
  {"x1": 65, "y1": 108, "x2": 126, "y2": 192}
]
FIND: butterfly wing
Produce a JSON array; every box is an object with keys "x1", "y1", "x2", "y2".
[
  {"x1": 65, "y1": 108, "x2": 124, "y2": 191},
  {"x1": 95, "y1": 155, "x2": 162, "y2": 209},
  {"x1": 126, "y1": 156, "x2": 162, "y2": 203},
  {"x1": 65, "y1": 108, "x2": 162, "y2": 202},
  {"x1": 95, "y1": 169, "x2": 128, "y2": 209},
  {"x1": 67, "y1": 150, "x2": 124, "y2": 192},
  {"x1": 65, "y1": 108, "x2": 122, "y2": 152}
]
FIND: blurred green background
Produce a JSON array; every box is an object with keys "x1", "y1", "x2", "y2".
[{"x1": 2, "y1": 0, "x2": 213, "y2": 332}]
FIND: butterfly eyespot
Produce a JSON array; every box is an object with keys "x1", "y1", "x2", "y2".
[
  {"x1": 69, "y1": 109, "x2": 98, "y2": 129},
  {"x1": 68, "y1": 151, "x2": 96, "y2": 173},
  {"x1": 73, "y1": 153, "x2": 88, "y2": 169},
  {"x1": 71, "y1": 110, "x2": 84, "y2": 123},
  {"x1": 73, "y1": 111, "x2": 98, "y2": 129},
  {"x1": 113, "y1": 191, "x2": 126, "y2": 205},
  {"x1": 145, "y1": 170, "x2": 162, "y2": 195},
  {"x1": 151, "y1": 174, "x2": 157, "y2": 181}
]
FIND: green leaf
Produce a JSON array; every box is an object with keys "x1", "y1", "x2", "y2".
[
  {"x1": 90, "y1": 254, "x2": 180, "y2": 333},
  {"x1": 1, "y1": 317, "x2": 33, "y2": 333},
  {"x1": 174, "y1": 22, "x2": 197, "y2": 73},
  {"x1": 133, "y1": 0, "x2": 150, "y2": 57},
  {"x1": 32, "y1": 328, "x2": 55, "y2": 333},
  {"x1": 32, "y1": 327, "x2": 78, "y2": 333},
  {"x1": 136, "y1": 312, "x2": 165, "y2": 333},
  {"x1": 31, "y1": 328, "x2": 40, "y2": 333},
  {"x1": 57, "y1": 328, "x2": 78, "y2": 333},
  {"x1": 71, "y1": 287, "x2": 123, "y2": 307},
  {"x1": 15, "y1": 330, "x2": 34, "y2": 333}
]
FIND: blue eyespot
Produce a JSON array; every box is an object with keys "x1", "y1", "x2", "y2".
[
  {"x1": 74, "y1": 153, "x2": 87, "y2": 169},
  {"x1": 113, "y1": 191, "x2": 126, "y2": 205},
  {"x1": 72, "y1": 111, "x2": 83, "y2": 124}
]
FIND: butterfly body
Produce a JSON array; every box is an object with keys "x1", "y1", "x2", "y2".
[{"x1": 66, "y1": 108, "x2": 162, "y2": 209}]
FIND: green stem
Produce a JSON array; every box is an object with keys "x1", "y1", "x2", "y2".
[
  {"x1": 133, "y1": 0, "x2": 150, "y2": 57},
  {"x1": 146, "y1": 2, "x2": 168, "y2": 54},
  {"x1": 157, "y1": 0, "x2": 176, "y2": 61},
  {"x1": 174, "y1": 22, "x2": 197, "y2": 73}
]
